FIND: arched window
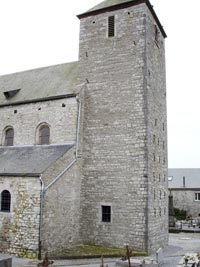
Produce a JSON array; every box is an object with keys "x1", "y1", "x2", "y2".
[
  {"x1": 4, "y1": 127, "x2": 14, "y2": 146},
  {"x1": 39, "y1": 125, "x2": 50, "y2": 145},
  {"x1": 1, "y1": 190, "x2": 11, "y2": 212}
]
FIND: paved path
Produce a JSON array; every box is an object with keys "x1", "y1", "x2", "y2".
[
  {"x1": 1, "y1": 232, "x2": 200, "y2": 267},
  {"x1": 162, "y1": 232, "x2": 200, "y2": 266}
]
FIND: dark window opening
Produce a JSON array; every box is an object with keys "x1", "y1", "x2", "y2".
[
  {"x1": 39, "y1": 125, "x2": 50, "y2": 145},
  {"x1": 4, "y1": 89, "x2": 21, "y2": 99},
  {"x1": 108, "y1": 16, "x2": 115, "y2": 37},
  {"x1": 154, "y1": 208, "x2": 156, "y2": 217},
  {"x1": 102, "y1": 205, "x2": 111, "y2": 222},
  {"x1": 154, "y1": 25, "x2": 160, "y2": 48},
  {"x1": 1, "y1": 190, "x2": 11, "y2": 212},
  {"x1": 155, "y1": 25, "x2": 158, "y2": 42},
  {"x1": 163, "y1": 141, "x2": 165, "y2": 150},
  {"x1": 5, "y1": 128, "x2": 14, "y2": 146},
  {"x1": 159, "y1": 208, "x2": 162, "y2": 216}
]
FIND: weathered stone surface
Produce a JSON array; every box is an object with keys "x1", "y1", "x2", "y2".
[
  {"x1": 0, "y1": 257, "x2": 12, "y2": 267},
  {"x1": 78, "y1": 2, "x2": 168, "y2": 253},
  {"x1": 171, "y1": 190, "x2": 200, "y2": 217},
  {"x1": 0, "y1": 0, "x2": 167, "y2": 258},
  {"x1": 0, "y1": 97, "x2": 77, "y2": 146}
]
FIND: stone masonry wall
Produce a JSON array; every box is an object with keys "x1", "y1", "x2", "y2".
[
  {"x1": 79, "y1": 4, "x2": 150, "y2": 251},
  {"x1": 0, "y1": 97, "x2": 77, "y2": 146},
  {"x1": 0, "y1": 176, "x2": 41, "y2": 258},
  {"x1": 41, "y1": 147, "x2": 82, "y2": 256},
  {"x1": 145, "y1": 7, "x2": 168, "y2": 252},
  {"x1": 171, "y1": 190, "x2": 200, "y2": 217}
]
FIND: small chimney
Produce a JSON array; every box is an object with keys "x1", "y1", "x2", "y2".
[{"x1": 183, "y1": 176, "x2": 186, "y2": 187}]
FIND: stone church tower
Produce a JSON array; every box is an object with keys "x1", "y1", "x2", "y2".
[
  {"x1": 0, "y1": 0, "x2": 167, "y2": 258},
  {"x1": 78, "y1": 0, "x2": 168, "y2": 253}
]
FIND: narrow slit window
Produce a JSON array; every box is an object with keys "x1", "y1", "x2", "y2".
[
  {"x1": 154, "y1": 208, "x2": 156, "y2": 217},
  {"x1": 155, "y1": 25, "x2": 159, "y2": 43},
  {"x1": 108, "y1": 16, "x2": 115, "y2": 37},
  {"x1": 102, "y1": 205, "x2": 111, "y2": 222}
]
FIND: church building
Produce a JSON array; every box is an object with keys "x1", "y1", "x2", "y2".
[{"x1": 0, "y1": 0, "x2": 168, "y2": 258}]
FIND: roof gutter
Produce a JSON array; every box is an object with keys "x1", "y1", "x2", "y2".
[
  {"x1": 38, "y1": 93, "x2": 82, "y2": 259},
  {"x1": 0, "y1": 93, "x2": 76, "y2": 108}
]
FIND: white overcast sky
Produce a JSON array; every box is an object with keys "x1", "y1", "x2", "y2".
[{"x1": 0, "y1": 0, "x2": 200, "y2": 168}]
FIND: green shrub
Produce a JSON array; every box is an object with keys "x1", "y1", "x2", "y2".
[{"x1": 174, "y1": 208, "x2": 187, "y2": 220}]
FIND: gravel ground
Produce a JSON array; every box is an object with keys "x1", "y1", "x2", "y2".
[{"x1": 1, "y1": 232, "x2": 200, "y2": 267}]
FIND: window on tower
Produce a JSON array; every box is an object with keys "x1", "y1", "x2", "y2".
[
  {"x1": 102, "y1": 205, "x2": 111, "y2": 222},
  {"x1": 108, "y1": 16, "x2": 115, "y2": 37}
]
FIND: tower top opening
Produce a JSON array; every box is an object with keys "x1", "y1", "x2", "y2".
[{"x1": 77, "y1": 0, "x2": 167, "y2": 38}]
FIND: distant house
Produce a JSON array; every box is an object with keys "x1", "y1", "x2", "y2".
[{"x1": 168, "y1": 168, "x2": 200, "y2": 217}]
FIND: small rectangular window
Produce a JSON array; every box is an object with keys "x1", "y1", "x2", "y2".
[
  {"x1": 108, "y1": 16, "x2": 115, "y2": 37},
  {"x1": 195, "y1": 193, "x2": 200, "y2": 201},
  {"x1": 102, "y1": 205, "x2": 111, "y2": 222}
]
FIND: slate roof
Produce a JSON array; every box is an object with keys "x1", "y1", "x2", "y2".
[
  {"x1": 0, "y1": 61, "x2": 78, "y2": 106},
  {"x1": 0, "y1": 144, "x2": 73, "y2": 176},
  {"x1": 168, "y1": 168, "x2": 200, "y2": 189},
  {"x1": 88, "y1": 0, "x2": 134, "y2": 12}
]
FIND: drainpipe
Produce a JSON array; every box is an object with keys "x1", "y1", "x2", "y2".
[
  {"x1": 38, "y1": 94, "x2": 82, "y2": 259},
  {"x1": 38, "y1": 175, "x2": 44, "y2": 260}
]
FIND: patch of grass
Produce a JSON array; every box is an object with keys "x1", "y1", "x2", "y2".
[{"x1": 49, "y1": 244, "x2": 147, "y2": 259}]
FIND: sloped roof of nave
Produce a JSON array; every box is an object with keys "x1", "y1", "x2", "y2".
[{"x1": 0, "y1": 61, "x2": 78, "y2": 106}]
